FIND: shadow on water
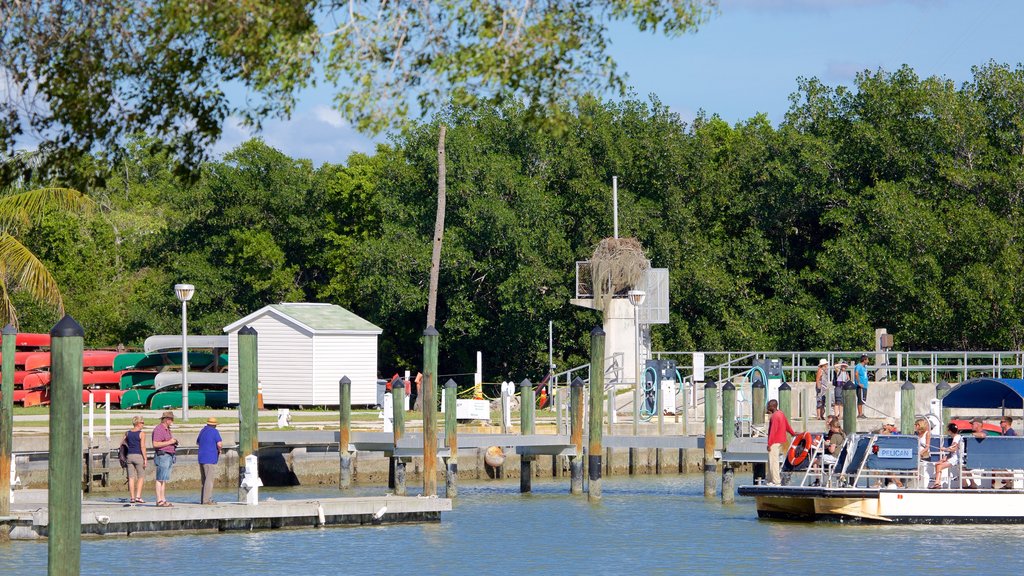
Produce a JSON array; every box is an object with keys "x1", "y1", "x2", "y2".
[{"x1": 4, "y1": 474, "x2": 1024, "y2": 575}]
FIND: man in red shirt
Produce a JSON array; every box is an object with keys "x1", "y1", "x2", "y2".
[{"x1": 766, "y1": 399, "x2": 796, "y2": 486}]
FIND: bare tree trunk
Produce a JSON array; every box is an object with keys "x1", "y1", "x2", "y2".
[{"x1": 426, "y1": 124, "x2": 447, "y2": 328}]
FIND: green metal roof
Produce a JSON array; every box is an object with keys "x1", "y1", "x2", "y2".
[{"x1": 270, "y1": 303, "x2": 382, "y2": 333}]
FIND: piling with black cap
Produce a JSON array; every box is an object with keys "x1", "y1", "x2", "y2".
[
  {"x1": 588, "y1": 327, "x2": 605, "y2": 501},
  {"x1": 49, "y1": 315, "x2": 84, "y2": 575},
  {"x1": 843, "y1": 380, "x2": 858, "y2": 435},
  {"x1": 422, "y1": 326, "x2": 439, "y2": 496},
  {"x1": 703, "y1": 380, "x2": 718, "y2": 498},
  {"x1": 444, "y1": 378, "x2": 458, "y2": 498},
  {"x1": 778, "y1": 382, "x2": 792, "y2": 421},
  {"x1": 751, "y1": 378, "x2": 766, "y2": 483},
  {"x1": 721, "y1": 381, "x2": 736, "y2": 503},
  {"x1": 237, "y1": 326, "x2": 259, "y2": 502},
  {"x1": 392, "y1": 378, "x2": 407, "y2": 495},
  {"x1": 901, "y1": 380, "x2": 916, "y2": 434},
  {"x1": 569, "y1": 376, "x2": 585, "y2": 494},
  {"x1": 0, "y1": 324, "x2": 14, "y2": 519},
  {"x1": 520, "y1": 378, "x2": 535, "y2": 493},
  {"x1": 339, "y1": 376, "x2": 352, "y2": 489}
]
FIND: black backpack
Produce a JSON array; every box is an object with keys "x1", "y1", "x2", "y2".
[{"x1": 118, "y1": 433, "x2": 129, "y2": 470}]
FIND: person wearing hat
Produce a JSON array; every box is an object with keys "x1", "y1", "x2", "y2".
[
  {"x1": 197, "y1": 416, "x2": 223, "y2": 505},
  {"x1": 814, "y1": 359, "x2": 830, "y2": 421},
  {"x1": 833, "y1": 360, "x2": 850, "y2": 419},
  {"x1": 877, "y1": 417, "x2": 899, "y2": 434},
  {"x1": 151, "y1": 411, "x2": 179, "y2": 507}
]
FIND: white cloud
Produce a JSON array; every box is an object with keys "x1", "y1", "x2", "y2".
[
  {"x1": 312, "y1": 105, "x2": 348, "y2": 129},
  {"x1": 824, "y1": 60, "x2": 872, "y2": 82}
]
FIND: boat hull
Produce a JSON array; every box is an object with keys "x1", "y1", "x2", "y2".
[{"x1": 741, "y1": 485, "x2": 1024, "y2": 523}]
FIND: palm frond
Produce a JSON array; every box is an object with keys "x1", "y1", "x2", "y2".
[
  {"x1": 0, "y1": 233, "x2": 64, "y2": 317},
  {"x1": 0, "y1": 270, "x2": 18, "y2": 329},
  {"x1": 0, "y1": 187, "x2": 96, "y2": 231}
]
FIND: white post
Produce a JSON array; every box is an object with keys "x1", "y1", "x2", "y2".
[
  {"x1": 104, "y1": 393, "x2": 111, "y2": 440},
  {"x1": 612, "y1": 176, "x2": 619, "y2": 238},
  {"x1": 88, "y1": 392, "x2": 95, "y2": 442},
  {"x1": 475, "y1": 351, "x2": 483, "y2": 399},
  {"x1": 181, "y1": 298, "x2": 189, "y2": 421}
]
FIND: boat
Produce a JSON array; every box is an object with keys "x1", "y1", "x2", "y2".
[
  {"x1": 143, "y1": 334, "x2": 228, "y2": 354},
  {"x1": 23, "y1": 350, "x2": 119, "y2": 372},
  {"x1": 147, "y1": 371, "x2": 228, "y2": 409},
  {"x1": 112, "y1": 352, "x2": 147, "y2": 372},
  {"x1": 128, "y1": 351, "x2": 226, "y2": 371},
  {"x1": 14, "y1": 333, "x2": 49, "y2": 349},
  {"x1": 738, "y1": 377, "x2": 1024, "y2": 524}
]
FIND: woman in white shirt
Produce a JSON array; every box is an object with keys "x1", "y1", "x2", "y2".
[{"x1": 931, "y1": 422, "x2": 961, "y2": 489}]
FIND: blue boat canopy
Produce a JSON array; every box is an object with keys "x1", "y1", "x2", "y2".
[{"x1": 942, "y1": 378, "x2": 1024, "y2": 409}]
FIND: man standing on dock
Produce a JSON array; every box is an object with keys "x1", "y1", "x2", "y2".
[
  {"x1": 855, "y1": 355, "x2": 869, "y2": 419},
  {"x1": 766, "y1": 399, "x2": 796, "y2": 486},
  {"x1": 152, "y1": 411, "x2": 179, "y2": 507},
  {"x1": 197, "y1": 416, "x2": 223, "y2": 504}
]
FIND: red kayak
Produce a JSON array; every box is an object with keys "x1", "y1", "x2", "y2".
[
  {"x1": 23, "y1": 350, "x2": 119, "y2": 372},
  {"x1": 15, "y1": 333, "x2": 49, "y2": 349}
]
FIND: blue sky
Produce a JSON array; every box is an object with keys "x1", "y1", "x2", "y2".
[{"x1": 215, "y1": 0, "x2": 1024, "y2": 165}]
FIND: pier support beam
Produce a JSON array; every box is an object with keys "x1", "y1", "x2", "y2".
[
  {"x1": 392, "y1": 379, "x2": 407, "y2": 496},
  {"x1": 422, "y1": 326, "x2": 439, "y2": 497},
  {"x1": 751, "y1": 380, "x2": 766, "y2": 484},
  {"x1": 237, "y1": 326, "x2": 259, "y2": 502},
  {"x1": 0, "y1": 324, "x2": 14, "y2": 521},
  {"x1": 843, "y1": 381, "x2": 858, "y2": 435},
  {"x1": 721, "y1": 381, "x2": 736, "y2": 503},
  {"x1": 49, "y1": 316, "x2": 84, "y2": 576},
  {"x1": 703, "y1": 380, "x2": 717, "y2": 499},
  {"x1": 520, "y1": 378, "x2": 535, "y2": 493},
  {"x1": 338, "y1": 376, "x2": 352, "y2": 489},
  {"x1": 569, "y1": 377, "x2": 584, "y2": 495},
  {"x1": 900, "y1": 381, "x2": 916, "y2": 435},
  {"x1": 444, "y1": 378, "x2": 458, "y2": 498},
  {"x1": 588, "y1": 327, "x2": 605, "y2": 501}
]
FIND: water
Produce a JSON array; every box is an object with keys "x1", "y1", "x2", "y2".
[{"x1": 3, "y1": 475, "x2": 1024, "y2": 575}]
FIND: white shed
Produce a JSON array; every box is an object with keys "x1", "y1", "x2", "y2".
[{"x1": 223, "y1": 303, "x2": 383, "y2": 407}]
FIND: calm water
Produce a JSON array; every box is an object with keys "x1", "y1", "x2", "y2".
[{"x1": 3, "y1": 474, "x2": 1023, "y2": 575}]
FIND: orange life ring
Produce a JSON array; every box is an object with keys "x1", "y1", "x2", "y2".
[{"x1": 787, "y1": 432, "x2": 813, "y2": 467}]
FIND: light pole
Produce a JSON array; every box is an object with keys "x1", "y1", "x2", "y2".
[
  {"x1": 628, "y1": 289, "x2": 646, "y2": 436},
  {"x1": 174, "y1": 283, "x2": 195, "y2": 422}
]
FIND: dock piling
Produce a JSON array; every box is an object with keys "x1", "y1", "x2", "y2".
[
  {"x1": 520, "y1": 378, "x2": 535, "y2": 493},
  {"x1": 0, "y1": 324, "x2": 13, "y2": 520},
  {"x1": 843, "y1": 381, "x2": 858, "y2": 435},
  {"x1": 339, "y1": 376, "x2": 352, "y2": 489},
  {"x1": 49, "y1": 316, "x2": 84, "y2": 576},
  {"x1": 721, "y1": 381, "x2": 736, "y2": 503},
  {"x1": 751, "y1": 379, "x2": 765, "y2": 483},
  {"x1": 778, "y1": 382, "x2": 792, "y2": 421},
  {"x1": 703, "y1": 380, "x2": 717, "y2": 499},
  {"x1": 392, "y1": 378, "x2": 407, "y2": 495},
  {"x1": 444, "y1": 378, "x2": 458, "y2": 498},
  {"x1": 569, "y1": 376, "x2": 584, "y2": 494},
  {"x1": 422, "y1": 326, "x2": 439, "y2": 497},
  {"x1": 588, "y1": 327, "x2": 605, "y2": 501},
  {"x1": 237, "y1": 326, "x2": 259, "y2": 502},
  {"x1": 900, "y1": 380, "x2": 915, "y2": 434}
]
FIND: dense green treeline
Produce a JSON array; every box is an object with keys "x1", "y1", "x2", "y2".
[{"x1": 12, "y1": 63, "x2": 1024, "y2": 380}]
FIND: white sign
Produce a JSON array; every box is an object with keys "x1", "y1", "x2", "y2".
[
  {"x1": 440, "y1": 396, "x2": 491, "y2": 421},
  {"x1": 693, "y1": 352, "x2": 705, "y2": 382},
  {"x1": 877, "y1": 447, "x2": 913, "y2": 459}
]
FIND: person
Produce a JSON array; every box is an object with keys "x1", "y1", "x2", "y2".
[
  {"x1": 815, "y1": 359, "x2": 829, "y2": 420},
  {"x1": 197, "y1": 416, "x2": 223, "y2": 505},
  {"x1": 1001, "y1": 416, "x2": 1016, "y2": 437},
  {"x1": 877, "y1": 417, "x2": 899, "y2": 435},
  {"x1": 151, "y1": 411, "x2": 179, "y2": 507},
  {"x1": 123, "y1": 416, "x2": 147, "y2": 504},
  {"x1": 854, "y1": 354, "x2": 869, "y2": 418},
  {"x1": 914, "y1": 417, "x2": 932, "y2": 488},
  {"x1": 963, "y1": 418, "x2": 988, "y2": 489},
  {"x1": 833, "y1": 360, "x2": 849, "y2": 418},
  {"x1": 821, "y1": 418, "x2": 845, "y2": 467},
  {"x1": 766, "y1": 398, "x2": 796, "y2": 486},
  {"x1": 932, "y1": 422, "x2": 961, "y2": 489},
  {"x1": 409, "y1": 372, "x2": 422, "y2": 411}
]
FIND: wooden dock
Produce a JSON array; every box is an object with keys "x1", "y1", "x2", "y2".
[{"x1": 2, "y1": 490, "x2": 451, "y2": 540}]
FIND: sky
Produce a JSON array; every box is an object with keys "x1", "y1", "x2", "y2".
[{"x1": 213, "y1": 0, "x2": 1024, "y2": 165}]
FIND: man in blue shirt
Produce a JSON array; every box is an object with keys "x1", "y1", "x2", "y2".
[
  {"x1": 197, "y1": 417, "x2": 223, "y2": 504},
  {"x1": 855, "y1": 355, "x2": 870, "y2": 419}
]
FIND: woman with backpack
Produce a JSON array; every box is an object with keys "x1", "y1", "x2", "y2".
[{"x1": 122, "y1": 416, "x2": 147, "y2": 504}]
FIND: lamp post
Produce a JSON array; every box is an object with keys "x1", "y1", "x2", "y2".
[
  {"x1": 174, "y1": 283, "x2": 195, "y2": 421},
  {"x1": 627, "y1": 289, "x2": 646, "y2": 437}
]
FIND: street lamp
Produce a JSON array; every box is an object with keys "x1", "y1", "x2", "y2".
[
  {"x1": 627, "y1": 289, "x2": 646, "y2": 436},
  {"x1": 174, "y1": 283, "x2": 195, "y2": 422}
]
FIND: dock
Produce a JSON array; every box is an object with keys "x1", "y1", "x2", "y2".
[{"x1": 2, "y1": 490, "x2": 451, "y2": 540}]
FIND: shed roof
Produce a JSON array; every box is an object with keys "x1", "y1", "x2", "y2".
[{"x1": 223, "y1": 303, "x2": 383, "y2": 335}]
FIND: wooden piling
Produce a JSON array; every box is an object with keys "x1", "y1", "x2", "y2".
[
  {"x1": 900, "y1": 380, "x2": 915, "y2": 434},
  {"x1": 843, "y1": 380, "x2": 858, "y2": 435},
  {"x1": 237, "y1": 326, "x2": 259, "y2": 502},
  {"x1": 520, "y1": 378, "x2": 535, "y2": 493},
  {"x1": 444, "y1": 378, "x2": 458, "y2": 498},
  {"x1": 721, "y1": 381, "x2": 736, "y2": 503},
  {"x1": 751, "y1": 379, "x2": 766, "y2": 483},
  {"x1": 936, "y1": 380, "x2": 951, "y2": 424},
  {"x1": 49, "y1": 316, "x2": 84, "y2": 576},
  {"x1": 588, "y1": 327, "x2": 605, "y2": 501},
  {"x1": 392, "y1": 378, "x2": 407, "y2": 496},
  {"x1": 422, "y1": 326, "x2": 439, "y2": 497},
  {"x1": 778, "y1": 382, "x2": 792, "y2": 420},
  {"x1": 569, "y1": 376, "x2": 584, "y2": 495},
  {"x1": 0, "y1": 324, "x2": 13, "y2": 519},
  {"x1": 703, "y1": 380, "x2": 717, "y2": 499},
  {"x1": 338, "y1": 376, "x2": 352, "y2": 489}
]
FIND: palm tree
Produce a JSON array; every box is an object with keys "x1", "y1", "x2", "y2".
[{"x1": 0, "y1": 186, "x2": 94, "y2": 327}]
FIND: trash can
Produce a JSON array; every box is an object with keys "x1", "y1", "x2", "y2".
[{"x1": 376, "y1": 379, "x2": 388, "y2": 408}]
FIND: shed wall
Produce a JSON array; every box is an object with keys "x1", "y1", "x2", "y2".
[
  {"x1": 312, "y1": 334, "x2": 378, "y2": 405},
  {"x1": 227, "y1": 315, "x2": 314, "y2": 404}
]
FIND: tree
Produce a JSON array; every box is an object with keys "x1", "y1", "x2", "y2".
[{"x1": 0, "y1": 0, "x2": 717, "y2": 187}]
